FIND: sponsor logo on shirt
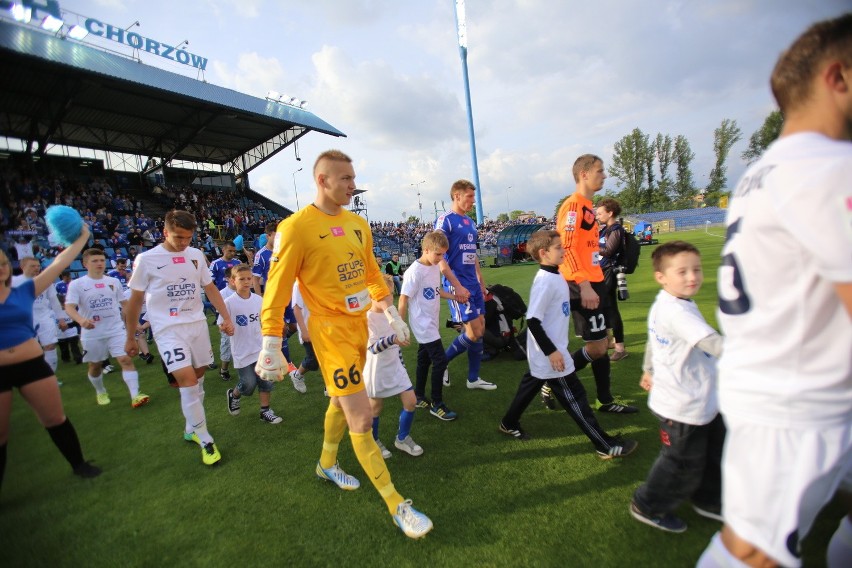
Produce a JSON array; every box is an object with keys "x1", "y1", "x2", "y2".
[
  {"x1": 354, "y1": 229, "x2": 362, "y2": 244},
  {"x1": 236, "y1": 314, "x2": 249, "y2": 327},
  {"x1": 562, "y1": 301, "x2": 570, "y2": 316},
  {"x1": 92, "y1": 315, "x2": 100, "y2": 321},
  {"x1": 347, "y1": 296, "x2": 361, "y2": 310},
  {"x1": 169, "y1": 307, "x2": 179, "y2": 317},
  {"x1": 463, "y1": 218, "x2": 470, "y2": 225},
  {"x1": 331, "y1": 226, "x2": 345, "y2": 237},
  {"x1": 423, "y1": 287, "x2": 436, "y2": 300},
  {"x1": 191, "y1": 260, "x2": 198, "y2": 269},
  {"x1": 173, "y1": 257, "x2": 186, "y2": 264},
  {"x1": 95, "y1": 283, "x2": 105, "y2": 289},
  {"x1": 566, "y1": 211, "x2": 577, "y2": 226}
]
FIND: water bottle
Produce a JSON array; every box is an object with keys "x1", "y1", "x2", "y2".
[{"x1": 616, "y1": 270, "x2": 630, "y2": 301}]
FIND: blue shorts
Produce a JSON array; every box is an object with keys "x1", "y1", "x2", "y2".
[
  {"x1": 236, "y1": 364, "x2": 273, "y2": 395},
  {"x1": 284, "y1": 303, "x2": 296, "y2": 324},
  {"x1": 301, "y1": 341, "x2": 319, "y2": 372},
  {"x1": 445, "y1": 283, "x2": 484, "y2": 323}
]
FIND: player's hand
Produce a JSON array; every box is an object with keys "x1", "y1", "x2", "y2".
[
  {"x1": 58, "y1": 319, "x2": 68, "y2": 331},
  {"x1": 124, "y1": 338, "x2": 139, "y2": 357},
  {"x1": 640, "y1": 372, "x2": 653, "y2": 392},
  {"x1": 384, "y1": 305, "x2": 410, "y2": 342},
  {"x1": 579, "y1": 281, "x2": 599, "y2": 310},
  {"x1": 392, "y1": 333, "x2": 410, "y2": 347},
  {"x1": 548, "y1": 351, "x2": 566, "y2": 373},
  {"x1": 255, "y1": 335, "x2": 285, "y2": 382},
  {"x1": 81, "y1": 318, "x2": 96, "y2": 330},
  {"x1": 220, "y1": 318, "x2": 235, "y2": 336},
  {"x1": 455, "y1": 284, "x2": 471, "y2": 303}
]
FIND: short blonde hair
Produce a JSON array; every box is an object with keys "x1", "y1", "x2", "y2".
[
  {"x1": 313, "y1": 149, "x2": 352, "y2": 176},
  {"x1": 422, "y1": 231, "x2": 449, "y2": 251}
]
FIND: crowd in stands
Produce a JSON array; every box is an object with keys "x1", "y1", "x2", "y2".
[
  {"x1": 150, "y1": 184, "x2": 284, "y2": 246},
  {"x1": 1, "y1": 164, "x2": 555, "y2": 272}
]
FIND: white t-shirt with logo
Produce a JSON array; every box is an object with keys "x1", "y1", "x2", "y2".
[
  {"x1": 717, "y1": 133, "x2": 852, "y2": 428},
  {"x1": 66, "y1": 274, "x2": 126, "y2": 339},
  {"x1": 128, "y1": 245, "x2": 211, "y2": 334},
  {"x1": 400, "y1": 261, "x2": 441, "y2": 343},
  {"x1": 647, "y1": 290, "x2": 718, "y2": 425},
  {"x1": 525, "y1": 268, "x2": 574, "y2": 380},
  {"x1": 219, "y1": 292, "x2": 262, "y2": 369}
]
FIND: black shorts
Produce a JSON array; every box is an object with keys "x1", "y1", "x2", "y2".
[
  {"x1": 0, "y1": 356, "x2": 55, "y2": 392},
  {"x1": 568, "y1": 280, "x2": 610, "y2": 342}
]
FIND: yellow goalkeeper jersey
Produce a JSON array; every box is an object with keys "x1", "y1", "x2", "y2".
[{"x1": 260, "y1": 205, "x2": 390, "y2": 337}]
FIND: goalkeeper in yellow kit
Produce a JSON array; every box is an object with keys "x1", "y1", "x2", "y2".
[{"x1": 256, "y1": 150, "x2": 432, "y2": 539}]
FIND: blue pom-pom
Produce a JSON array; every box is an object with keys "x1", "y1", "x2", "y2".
[
  {"x1": 45, "y1": 205, "x2": 84, "y2": 246},
  {"x1": 233, "y1": 234, "x2": 244, "y2": 251},
  {"x1": 258, "y1": 234, "x2": 268, "y2": 248}
]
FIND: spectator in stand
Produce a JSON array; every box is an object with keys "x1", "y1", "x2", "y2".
[
  {"x1": 128, "y1": 228, "x2": 144, "y2": 247},
  {"x1": 142, "y1": 228, "x2": 154, "y2": 248}
]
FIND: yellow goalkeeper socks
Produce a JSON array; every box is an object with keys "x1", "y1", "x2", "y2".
[
  {"x1": 350, "y1": 430, "x2": 404, "y2": 514},
  {"x1": 319, "y1": 402, "x2": 348, "y2": 469}
]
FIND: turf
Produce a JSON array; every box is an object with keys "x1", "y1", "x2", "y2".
[{"x1": 1, "y1": 228, "x2": 842, "y2": 567}]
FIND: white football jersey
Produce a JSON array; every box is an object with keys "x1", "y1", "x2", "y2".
[
  {"x1": 13, "y1": 274, "x2": 63, "y2": 324},
  {"x1": 525, "y1": 267, "x2": 574, "y2": 380},
  {"x1": 400, "y1": 261, "x2": 442, "y2": 343},
  {"x1": 66, "y1": 274, "x2": 126, "y2": 339},
  {"x1": 717, "y1": 133, "x2": 852, "y2": 427},
  {"x1": 128, "y1": 245, "x2": 212, "y2": 334}
]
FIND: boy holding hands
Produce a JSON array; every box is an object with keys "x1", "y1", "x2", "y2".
[
  {"x1": 630, "y1": 241, "x2": 724, "y2": 533},
  {"x1": 399, "y1": 232, "x2": 458, "y2": 421},
  {"x1": 224, "y1": 264, "x2": 282, "y2": 424},
  {"x1": 499, "y1": 230, "x2": 637, "y2": 459}
]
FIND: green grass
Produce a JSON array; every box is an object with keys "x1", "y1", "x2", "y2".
[{"x1": 1, "y1": 228, "x2": 842, "y2": 567}]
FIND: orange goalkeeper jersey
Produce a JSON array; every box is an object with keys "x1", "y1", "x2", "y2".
[
  {"x1": 260, "y1": 205, "x2": 390, "y2": 338},
  {"x1": 557, "y1": 192, "x2": 603, "y2": 284}
]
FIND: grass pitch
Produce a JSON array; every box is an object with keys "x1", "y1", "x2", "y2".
[{"x1": 1, "y1": 229, "x2": 842, "y2": 567}]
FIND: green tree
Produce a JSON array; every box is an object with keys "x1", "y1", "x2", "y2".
[
  {"x1": 706, "y1": 118, "x2": 743, "y2": 201},
  {"x1": 554, "y1": 196, "x2": 567, "y2": 219},
  {"x1": 652, "y1": 133, "x2": 674, "y2": 211},
  {"x1": 608, "y1": 127, "x2": 650, "y2": 211},
  {"x1": 496, "y1": 212, "x2": 509, "y2": 222},
  {"x1": 509, "y1": 210, "x2": 526, "y2": 220},
  {"x1": 406, "y1": 215, "x2": 419, "y2": 224},
  {"x1": 672, "y1": 134, "x2": 697, "y2": 208},
  {"x1": 742, "y1": 109, "x2": 783, "y2": 164}
]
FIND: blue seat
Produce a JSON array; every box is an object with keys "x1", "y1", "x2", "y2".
[
  {"x1": 70, "y1": 259, "x2": 84, "y2": 271},
  {"x1": 104, "y1": 247, "x2": 115, "y2": 258}
]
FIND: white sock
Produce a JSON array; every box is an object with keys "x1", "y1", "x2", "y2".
[
  {"x1": 292, "y1": 369, "x2": 302, "y2": 379},
  {"x1": 88, "y1": 374, "x2": 107, "y2": 395},
  {"x1": 179, "y1": 384, "x2": 213, "y2": 445},
  {"x1": 122, "y1": 370, "x2": 140, "y2": 398},
  {"x1": 197, "y1": 377, "x2": 205, "y2": 405},
  {"x1": 828, "y1": 516, "x2": 852, "y2": 568},
  {"x1": 43, "y1": 349, "x2": 58, "y2": 373},
  {"x1": 696, "y1": 532, "x2": 751, "y2": 568}
]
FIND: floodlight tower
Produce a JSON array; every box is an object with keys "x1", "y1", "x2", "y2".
[
  {"x1": 453, "y1": 0, "x2": 484, "y2": 224},
  {"x1": 411, "y1": 180, "x2": 425, "y2": 223}
]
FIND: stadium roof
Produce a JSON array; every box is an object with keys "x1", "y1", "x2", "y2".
[{"x1": 0, "y1": 19, "x2": 345, "y2": 177}]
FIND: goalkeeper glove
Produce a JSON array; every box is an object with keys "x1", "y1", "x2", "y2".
[
  {"x1": 255, "y1": 336, "x2": 286, "y2": 382},
  {"x1": 384, "y1": 305, "x2": 410, "y2": 343}
]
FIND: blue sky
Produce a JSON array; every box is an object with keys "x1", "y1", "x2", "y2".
[{"x1": 23, "y1": 0, "x2": 852, "y2": 221}]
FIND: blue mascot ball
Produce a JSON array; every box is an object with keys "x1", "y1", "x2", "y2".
[{"x1": 45, "y1": 205, "x2": 84, "y2": 246}]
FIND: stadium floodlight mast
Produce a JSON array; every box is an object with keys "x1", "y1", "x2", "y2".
[
  {"x1": 453, "y1": 0, "x2": 484, "y2": 225},
  {"x1": 292, "y1": 167, "x2": 303, "y2": 210},
  {"x1": 411, "y1": 180, "x2": 425, "y2": 223}
]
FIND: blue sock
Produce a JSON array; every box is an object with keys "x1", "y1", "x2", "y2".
[
  {"x1": 446, "y1": 334, "x2": 473, "y2": 362},
  {"x1": 281, "y1": 336, "x2": 291, "y2": 362},
  {"x1": 398, "y1": 409, "x2": 415, "y2": 441},
  {"x1": 371, "y1": 416, "x2": 380, "y2": 441},
  {"x1": 468, "y1": 339, "x2": 484, "y2": 382}
]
